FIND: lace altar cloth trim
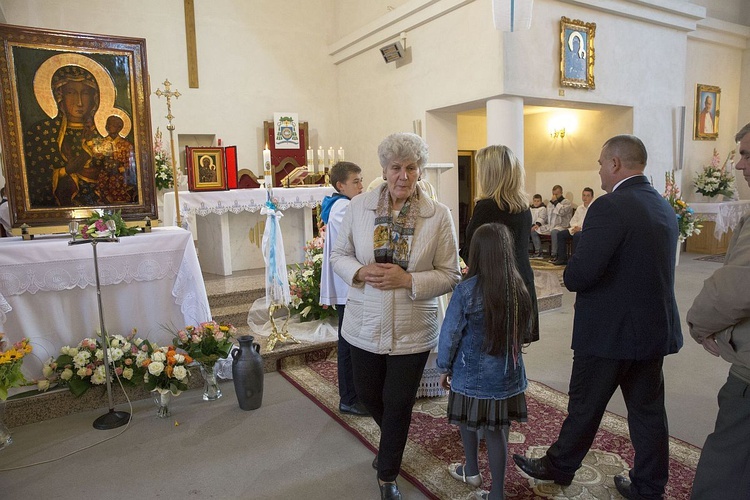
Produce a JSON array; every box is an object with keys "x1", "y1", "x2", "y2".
[
  {"x1": 163, "y1": 187, "x2": 335, "y2": 224},
  {"x1": 0, "y1": 249, "x2": 182, "y2": 296},
  {"x1": 691, "y1": 201, "x2": 750, "y2": 238}
]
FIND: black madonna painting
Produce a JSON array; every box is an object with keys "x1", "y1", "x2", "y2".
[{"x1": 0, "y1": 24, "x2": 156, "y2": 227}]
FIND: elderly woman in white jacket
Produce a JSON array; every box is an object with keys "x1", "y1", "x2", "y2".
[{"x1": 332, "y1": 133, "x2": 460, "y2": 500}]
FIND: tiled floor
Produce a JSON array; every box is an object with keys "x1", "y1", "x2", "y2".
[{"x1": 202, "y1": 268, "x2": 265, "y2": 295}]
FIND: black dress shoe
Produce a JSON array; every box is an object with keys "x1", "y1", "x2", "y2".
[
  {"x1": 339, "y1": 402, "x2": 370, "y2": 416},
  {"x1": 551, "y1": 259, "x2": 567, "y2": 266},
  {"x1": 614, "y1": 474, "x2": 633, "y2": 499},
  {"x1": 512, "y1": 454, "x2": 573, "y2": 486},
  {"x1": 379, "y1": 481, "x2": 402, "y2": 500}
]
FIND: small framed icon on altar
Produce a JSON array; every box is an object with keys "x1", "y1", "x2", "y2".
[{"x1": 186, "y1": 147, "x2": 228, "y2": 191}]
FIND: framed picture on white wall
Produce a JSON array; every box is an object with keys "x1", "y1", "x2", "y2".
[
  {"x1": 560, "y1": 17, "x2": 596, "y2": 89},
  {"x1": 694, "y1": 84, "x2": 720, "y2": 141}
]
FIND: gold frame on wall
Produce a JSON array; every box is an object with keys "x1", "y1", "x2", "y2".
[
  {"x1": 0, "y1": 24, "x2": 156, "y2": 228},
  {"x1": 560, "y1": 17, "x2": 596, "y2": 90},
  {"x1": 694, "y1": 84, "x2": 720, "y2": 141}
]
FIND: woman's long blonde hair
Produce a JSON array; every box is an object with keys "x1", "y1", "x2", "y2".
[{"x1": 476, "y1": 145, "x2": 529, "y2": 213}]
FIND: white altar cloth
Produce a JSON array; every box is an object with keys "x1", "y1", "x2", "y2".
[
  {"x1": 163, "y1": 187, "x2": 335, "y2": 223},
  {"x1": 0, "y1": 227, "x2": 211, "y2": 377},
  {"x1": 163, "y1": 187, "x2": 334, "y2": 275},
  {"x1": 690, "y1": 200, "x2": 750, "y2": 238}
]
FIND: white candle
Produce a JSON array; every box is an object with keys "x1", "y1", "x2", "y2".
[
  {"x1": 263, "y1": 146, "x2": 272, "y2": 187},
  {"x1": 338, "y1": 147, "x2": 345, "y2": 162},
  {"x1": 307, "y1": 148, "x2": 314, "y2": 173},
  {"x1": 317, "y1": 147, "x2": 325, "y2": 171},
  {"x1": 328, "y1": 147, "x2": 335, "y2": 167}
]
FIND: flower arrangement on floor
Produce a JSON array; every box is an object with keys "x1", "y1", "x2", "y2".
[
  {"x1": 141, "y1": 342, "x2": 193, "y2": 395},
  {"x1": 173, "y1": 321, "x2": 236, "y2": 368},
  {"x1": 77, "y1": 209, "x2": 139, "y2": 238},
  {"x1": 664, "y1": 171, "x2": 702, "y2": 242},
  {"x1": 694, "y1": 148, "x2": 735, "y2": 198},
  {"x1": 41, "y1": 332, "x2": 144, "y2": 397},
  {"x1": 0, "y1": 334, "x2": 32, "y2": 401},
  {"x1": 173, "y1": 321, "x2": 236, "y2": 400},
  {"x1": 154, "y1": 127, "x2": 174, "y2": 191},
  {"x1": 288, "y1": 233, "x2": 337, "y2": 322}
]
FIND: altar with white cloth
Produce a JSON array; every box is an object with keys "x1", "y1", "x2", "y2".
[
  {"x1": 686, "y1": 200, "x2": 750, "y2": 254},
  {"x1": 163, "y1": 187, "x2": 334, "y2": 275},
  {"x1": 0, "y1": 227, "x2": 211, "y2": 377}
]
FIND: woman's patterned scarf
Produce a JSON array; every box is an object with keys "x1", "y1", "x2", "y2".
[{"x1": 373, "y1": 185, "x2": 419, "y2": 270}]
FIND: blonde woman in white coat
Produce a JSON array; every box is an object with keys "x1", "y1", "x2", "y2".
[{"x1": 331, "y1": 133, "x2": 461, "y2": 500}]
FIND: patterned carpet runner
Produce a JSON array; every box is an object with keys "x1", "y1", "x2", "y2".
[{"x1": 279, "y1": 354, "x2": 699, "y2": 499}]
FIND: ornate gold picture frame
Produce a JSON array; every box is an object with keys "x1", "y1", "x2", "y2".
[
  {"x1": 560, "y1": 17, "x2": 596, "y2": 89},
  {"x1": 0, "y1": 24, "x2": 155, "y2": 228},
  {"x1": 186, "y1": 147, "x2": 227, "y2": 191},
  {"x1": 694, "y1": 84, "x2": 720, "y2": 141}
]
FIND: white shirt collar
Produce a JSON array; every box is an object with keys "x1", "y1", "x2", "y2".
[{"x1": 612, "y1": 174, "x2": 644, "y2": 192}]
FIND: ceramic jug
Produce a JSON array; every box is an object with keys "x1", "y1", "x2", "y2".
[{"x1": 231, "y1": 335, "x2": 264, "y2": 410}]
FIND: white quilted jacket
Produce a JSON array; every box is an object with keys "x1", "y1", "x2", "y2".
[{"x1": 331, "y1": 185, "x2": 460, "y2": 355}]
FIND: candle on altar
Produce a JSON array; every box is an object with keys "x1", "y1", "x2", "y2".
[
  {"x1": 307, "y1": 148, "x2": 314, "y2": 173},
  {"x1": 328, "y1": 147, "x2": 335, "y2": 167},
  {"x1": 263, "y1": 145, "x2": 272, "y2": 187},
  {"x1": 338, "y1": 147, "x2": 345, "y2": 162},
  {"x1": 317, "y1": 147, "x2": 325, "y2": 171}
]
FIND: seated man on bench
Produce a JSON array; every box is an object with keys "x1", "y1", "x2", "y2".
[{"x1": 551, "y1": 187, "x2": 594, "y2": 265}]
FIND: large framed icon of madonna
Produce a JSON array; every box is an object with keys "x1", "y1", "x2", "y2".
[{"x1": 0, "y1": 24, "x2": 156, "y2": 228}]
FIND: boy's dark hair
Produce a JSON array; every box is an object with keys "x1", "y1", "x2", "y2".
[
  {"x1": 532, "y1": 193, "x2": 542, "y2": 200},
  {"x1": 329, "y1": 161, "x2": 361, "y2": 192},
  {"x1": 583, "y1": 187, "x2": 594, "y2": 196}
]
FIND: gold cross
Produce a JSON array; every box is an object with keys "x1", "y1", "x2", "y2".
[{"x1": 154, "y1": 80, "x2": 181, "y2": 128}]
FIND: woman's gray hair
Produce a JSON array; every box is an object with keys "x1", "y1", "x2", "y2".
[{"x1": 377, "y1": 133, "x2": 429, "y2": 168}]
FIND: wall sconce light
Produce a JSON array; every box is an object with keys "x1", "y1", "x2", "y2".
[
  {"x1": 380, "y1": 32, "x2": 408, "y2": 64},
  {"x1": 548, "y1": 113, "x2": 577, "y2": 139},
  {"x1": 550, "y1": 127, "x2": 566, "y2": 139}
]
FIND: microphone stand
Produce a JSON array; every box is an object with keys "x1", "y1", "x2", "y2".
[{"x1": 68, "y1": 220, "x2": 130, "y2": 430}]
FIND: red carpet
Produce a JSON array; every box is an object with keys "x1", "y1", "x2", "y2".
[{"x1": 280, "y1": 354, "x2": 699, "y2": 499}]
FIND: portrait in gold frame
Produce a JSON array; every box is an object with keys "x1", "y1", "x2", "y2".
[
  {"x1": 0, "y1": 24, "x2": 155, "y2": 228},
  {"x1": 560, "y1": 17, "x2": 596, "y2": 90},
  {"x1": 694, "y1": 84, "x2": 720, "y2": 141}
]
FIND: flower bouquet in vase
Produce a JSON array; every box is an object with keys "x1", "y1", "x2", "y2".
[
  {"x1": 0, "y1": 335, "x2": 32, "y2": 450},
  {"x1": 288, "y1": 234, "x2": 338, "y2": 322},
  {"x1": 141, "y1": 342, "x2": 193, "y2": 418},
  {"x1": 41, "y1": 332, "x2": 144, "y2": 397},
  {"x1": 173, "y1": 321, "x2": 236, "y2": 401},
  {"x1": 664, "y1": 170, "x2": 702, "y2": 245},
  {"x1": 694, "y1": 148, "x2": 735, "y2": 200}
]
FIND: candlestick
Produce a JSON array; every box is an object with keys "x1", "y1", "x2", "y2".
[
  {"x1": 307, "y1": 148, "x2": 314, "y2": 173},
  {"x1": 263, "y1": 146, "x2": 272, "y2": 187},
  {"x1": 338, "y1": 147, "x2": 345, "y2": 162},
  {"x1": 317, "y1": 147, "x2": 325, "y2": 172}
]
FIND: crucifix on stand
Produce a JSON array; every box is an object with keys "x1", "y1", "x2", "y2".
[{"x1": 154, "y1": 79, "x2": 183, "y2": 228}]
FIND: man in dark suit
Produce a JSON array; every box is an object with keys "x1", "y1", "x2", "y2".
[{"x1": 513, "y1": 135, "x2": 683, "y2": 499}]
